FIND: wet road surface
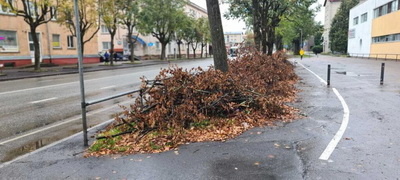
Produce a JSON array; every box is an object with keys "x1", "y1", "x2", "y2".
[{"x1": 0, "y1": 56, "x2": 399, "y2": 179}]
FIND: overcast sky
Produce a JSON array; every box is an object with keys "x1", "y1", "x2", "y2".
[{"x1": 190, "y1": 0, "x2": 325, "y2": 33}]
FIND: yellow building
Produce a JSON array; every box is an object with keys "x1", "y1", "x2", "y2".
[
  {"x1": 0, "y1": 2, "x2": 99, "y2": 67},
  {"x1": 370, "y1": 0, "x2": 400, "y2": 59},
  {"x1": 97, "y1": 1, "x2": 208, "y2": 60}
]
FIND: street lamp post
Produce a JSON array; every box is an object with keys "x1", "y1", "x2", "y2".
[{"x1": 73, "y1": 0, "x2": 88, "y2": 146}]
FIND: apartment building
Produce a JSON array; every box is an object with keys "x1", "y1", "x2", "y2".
[
  {"x1": 97, "y1": 1, "x2": 208, "y2": 60},
  {"x1": 224, "y1": 32, "x2": 244, "y2": 49},
  {"x1": 348, "y1": 0, "x2": 400, "y2": 59},
  {"x1": 0, "y1": 2, "x2": 98, "y2": 67},
  {"x1": 323, "y1": 0, "x2": 341, "y2": 53}
]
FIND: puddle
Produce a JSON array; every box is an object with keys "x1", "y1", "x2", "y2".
[
  {"x1": 335, "y1": 71, "x2": 360, "y2": 76},
  {"x1": 1, "y1": 129, "x2": 81, "y2": 163}
]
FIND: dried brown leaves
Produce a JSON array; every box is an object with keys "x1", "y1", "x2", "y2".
[{"x1": 85, "y1": 50, "x2": 299, "y2": 157}]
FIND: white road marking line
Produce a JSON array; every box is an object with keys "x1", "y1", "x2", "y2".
[
  {"x1": 100, "y1": 85, "x2": 116, "y2": 90},
  {"x1": 0, "y1": 69, "x2": 160, "y2": 96},
  {"x1": 0, "y1": 100, "x2": 132, "y2": 145},
  {"x1": 298, "y1": 62, "x2": 328, "y2": 85},
  {"x1": 297, "y1": 61, "x2": 350, "y2": 161},
  {"x1": 319, "y1": 88, "x2": 350, "y2": 160},
  {"x1": 30, "y1": 97, "x2": 58, "y2": 104},
  {"x1": 0, "y1": 118, "x2": 115, "y2": 169}
]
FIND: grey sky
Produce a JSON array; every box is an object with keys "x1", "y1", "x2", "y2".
[{"x1": 190, "y1": 0, "x2": 325, "y2": 33}]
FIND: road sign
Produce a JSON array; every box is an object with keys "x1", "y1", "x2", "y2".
[
  {"x1": 148, "y1": 42, "x2": 154, "y2": 47},
  {"x1": 299, "y1": 49, "x2": 305, "y2": 56}
]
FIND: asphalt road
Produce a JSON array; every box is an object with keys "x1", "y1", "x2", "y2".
[
  {"x1": 0, "y1": 55, "x2": 400, "y2": 179},
  {"x1": 0, "y1": 58, "x2": 214, "y2": 162}
]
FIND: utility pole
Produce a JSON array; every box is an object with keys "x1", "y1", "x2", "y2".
[{"x1": 73, "y1": 0, "x2": 88, "y2": 146}]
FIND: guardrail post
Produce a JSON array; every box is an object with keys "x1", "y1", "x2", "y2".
[
  {"x1": 380, "y1": 63, "x2": 385, "y2": 85},
  {"x1": 139, "y1": 89, "x2": 144, "y2": 107},
  {"x1": 327, "y1": 64, "x2": 331, "y2": 86},
  {"x1": 376, "y1": 54, "x2": 378, "y2": 60}
]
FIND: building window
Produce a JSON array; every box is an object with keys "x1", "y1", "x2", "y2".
[
  {"x1": 155, "y1": 42, "x2": 160, "y2": 50},
  {"x1": 372, "y1": 33, "x2": 400, "y2": 43},
  {"x1": 67, "y1": 35, "x2": 75, "y2": 48},
  {"x1": 52, "y1": 34, "x2": 61, "y2": 48},
  {"x1": 361, "y1": 13, "x2": 367, "y2": 23},
  {"x1": 51, "y1": 6, "x2": 57, "y2": 20},
  {"x1": 353, "y1": 17, "x2": 359, "y2": 25},
  {"x1": 102, "y1": 42, "x2": 111, "y2": 50},
  {"x1": 101, "y1": 25, "x2": 109, "y2": 34},
  {"x1": 374, "y1": 0, "x2": 399, "y2": 18},
  {"x1": 26, "y1": 1, "x2": 37, "y2": 17},
  {"x1": 0, "y1": 30, "x2": 18, "y2": 52},
  {"x1": 0, "y1": 0, "x2": 14, "y2": 14}
]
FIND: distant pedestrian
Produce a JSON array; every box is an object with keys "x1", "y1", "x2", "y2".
[
  {"x1": 299, "y1": 49, "x2": 305, "y2": 60},
  {"x1": 104, "y1": 51, "x2": 110, "y2": 64}
]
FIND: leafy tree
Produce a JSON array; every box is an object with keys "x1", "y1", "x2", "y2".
[
  {"x1": 99, "y1": 0, "x2": 119, "y2": 65},
  {"x1": 57, "y1": 0, "x2": 100, "y2": 55},
  {"x1": 174, "y1": 14, "x2": 191, "y2": 59},
  {"x1": 118, "y1": 0, "x2": 139, "y2": 62},
  {"x1": 314, "y1": 24, "x2": 323, "y2": 46},
  {"x1": 312, "y1": 45, "x2": 322, "y2": 54},
  {"x1": 206, "y1": 0, "x2": 228, "y2": 72},
  {"x1": 137, "y1": 0, "x2": 186, "y2": 60},
  {"x1": 329, "y1": 0, "x2": 359, "y2": 53},
  {"x1": 226, "y1": 0, "x2": 317, "y2": 55},
  {"x1": 197, "y1": 17, "x2": 211, "y2": 58},
  {"x1": 181, "y1": 16, "x2": 196, "y2": 59},
  {"x1": 275, "y1": 0, "x2": 319, "y2": 54},
  {"x1": 2, "y1": 0, "x2": 57, "y2": 70}
]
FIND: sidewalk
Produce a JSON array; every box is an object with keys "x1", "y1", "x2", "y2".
[
  {"x1": 0, "y1": 58, "x2": 342, "y2": 179},
  {"x1": 0, "y1": 60, "x2": 168, "y2": 81}
]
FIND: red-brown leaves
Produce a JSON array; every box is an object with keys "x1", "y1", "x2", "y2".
[{"x1": 85, "y1": 50, "x2": 299, "y2": 157}]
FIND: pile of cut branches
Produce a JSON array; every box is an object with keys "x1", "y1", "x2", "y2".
[{"x1": 86, "y1": 50, "x2": 298, "y2": 156}]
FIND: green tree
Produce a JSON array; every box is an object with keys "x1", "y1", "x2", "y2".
[
  {"x1": 181, "y1": 16, "x2": 196, "y2": 59},
  {"x1": 197, "y1": 17, "x2": 211, "y2": 58},
  {"x1": 329, "y1": 0, "x2": 359, "y2": 53},
  {"x1": 57, "y1": 0, "x2": 100, "y2": 55},
  {"x1": 100, "y1": 0, "x2": 120, "y2": 65},
  {"x1": 174, "y1": 14, "x2": 191, "y2": 59},
  {"x1": 275, "y1": 0, "x2": 319, "y2": 54},
  {"x1": 226, "y1": 0, "x2": 317, "y2": 55},
  {"x1": 137, "y1": 0, "x2": 186, "y2": 60},
  {"x1": 118, "y1": 0, "x2": 139, "y2": 62},
  {"x1": 2, "y1": 0, "x2": 57, "y2": 70}
]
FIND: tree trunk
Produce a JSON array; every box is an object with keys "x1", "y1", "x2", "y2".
[
  {"x1": 252, "y1": 0, "x2": 261, "y2": 51},
  {"x1": 191, "y1": 42, "x2": 198, "y2": 59},
  {"x1": 275, "y1": 34, "x2": 283, "y2": 51},
  {"x1": 206, "y1": 0, "x2": 228, "y2": 72},
  {"x1": 200, "y1": 43, "x2": 204, "y2": 58},
  {"x1": 267, "y1": 28, "x2": 274, "y2": 55},
  {"x1": 187, "y1": 43, "x2": 190, "y2": 59},
  {"x1": 110, "y1": 32, "x2": 115, "y2": 65},
  {"x1": 177, "y1": 42, "x2": 181, "y2": 58},
  {"x1": 293, "y1": 39, "x2": 300, "y2": 55},
  {"x1": 30, "y1": 27, "x2": 41, "y2": 71},
  {"x1": 127, "y1": 32, "x2": 135, "y2": 62},
  {"x1": 261, "y1": 29, "x2": 267, "y2": 54},
  {"x1": 161, "y1": 42, "x2": 167, "y2": 60}
]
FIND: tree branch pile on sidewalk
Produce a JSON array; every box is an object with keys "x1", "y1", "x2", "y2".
[{"x1": 85, "y1": 50, "x2": 298, "y2": 157}]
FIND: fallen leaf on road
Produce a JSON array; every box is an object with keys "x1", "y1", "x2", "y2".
[
  {"x1": 274, "y1": 143, "x2": 281, "y2": 148},
  {"x1": 174, "y1": 151, "x2": 179, "y2": 155},
  {"x1": 112, "y1": 170, "x2": 117, "y2": 174},
  {"x1": 344, "y1": 137, "x2": 351, "y2": 140},
  {"x1": 95, "y1": 177, "x2": 101, "y2": 180},
  {"x1": 254, "y1": 162, "x2": 260, "y2": 166},
  {"x1": 234, "y1": 167, "x2": 238, "y2": 170},
  {"x1": 267, "y1": 154, "x2": 275, "y2": 159},
  {"x1": 257, "y1": 132, "x2": 262, "y2": 135}
]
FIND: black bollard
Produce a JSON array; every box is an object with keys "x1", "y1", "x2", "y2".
[
  {"x1": 380, "y1": 63, "x2": 385, "y2": 85},
  {"x1": 327, "y1": 64, "x2": 331, "y2": 86}
]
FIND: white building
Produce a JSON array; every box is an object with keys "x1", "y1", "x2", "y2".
[
  {"x1": 347, "y1": 0, "x2": 374, "y2": 55},
  {"x1": 323, "y1": 0, "x2": 341, "y2": 53}
]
